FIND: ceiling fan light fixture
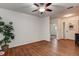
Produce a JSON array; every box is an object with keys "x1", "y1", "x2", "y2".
[{"x1": 39, "y1": 7, "x2": 45, "y2": 12}]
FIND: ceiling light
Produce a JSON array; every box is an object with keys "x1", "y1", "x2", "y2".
[
  {"x1": 39, "y1": 7, "x2": 45, "y2": 12},
  {"x1": 63, "y1": 14, "x2": 74, "y2": 17}
]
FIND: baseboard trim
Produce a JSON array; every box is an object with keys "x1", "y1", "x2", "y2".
[{"x1": 59, "y1": 38, "x2": 75, "y2": 41}]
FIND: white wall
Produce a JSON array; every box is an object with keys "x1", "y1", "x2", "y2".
[
  {"x1": 57, "y1": 18, "x2": 63, "y2": 39},
  {"x1": 0, "y1": 8, "x2": 43, "y2": 49},
  {"x1": 0, "y1": 8, "x2": 50, "y2": 50},
  {"x1": 39, "y1": 17, "x2": 50, "y2": 41}
]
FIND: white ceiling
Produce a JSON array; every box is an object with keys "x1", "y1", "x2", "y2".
[{"x1": 0, "y1": 3, "x2": 79, "y2": 18}]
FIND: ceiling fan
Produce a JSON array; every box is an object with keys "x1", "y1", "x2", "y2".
[{"x1": 32, "y1": 3, "x2": 52, "y2": 14}]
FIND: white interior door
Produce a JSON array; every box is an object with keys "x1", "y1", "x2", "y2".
[{"x1": 63, "y1": 18, "x2": 78, "y2": 40}]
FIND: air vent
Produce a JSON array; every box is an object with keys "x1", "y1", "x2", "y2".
[{"x1": 67, "y1": 6, "x2": 73, "y2": 9}]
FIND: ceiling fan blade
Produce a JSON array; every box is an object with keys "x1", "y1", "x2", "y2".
[
  {"x1": 32, "y1": 9, "x2": 38, "y2": 12},
  {"x1": 34, "y1": 3, "x2": 39, "y2": 7},
  {"x1": 46, "y1": 9, "x2": 52, "y2": 12},
  {"x1": 46, "y1": 3, "x2": 52, "y2": 7}
]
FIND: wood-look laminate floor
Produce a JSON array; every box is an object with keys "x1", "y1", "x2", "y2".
[{"x1": 4, "y1": 39, "x2": 79, "y2": 56}]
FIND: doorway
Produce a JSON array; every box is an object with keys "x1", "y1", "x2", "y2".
[{"x1": 50, "y1": 19, "x2": 58, "y2": 41}]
